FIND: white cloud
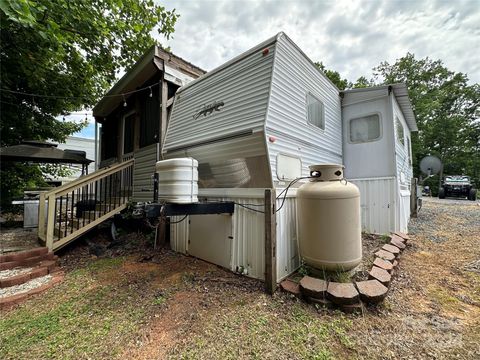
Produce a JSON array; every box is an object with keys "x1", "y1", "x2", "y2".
[{"x1": 155, "y1": 0, "x2": 480, "y2": 84}]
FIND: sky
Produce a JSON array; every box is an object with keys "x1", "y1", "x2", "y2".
[{"x1": 75, "y1": 0, "x2": 479, "y2": 139}]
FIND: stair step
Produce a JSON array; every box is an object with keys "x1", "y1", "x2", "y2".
[
  {"x1": 0, "y1": 248, "x2": 54, "y2": 271},
  {"x1": 0, "y1": 266, "x2": 50, "y2": 288},
  {"x1": 0, "y1": 271, "x2": 64, "y2": 310}
]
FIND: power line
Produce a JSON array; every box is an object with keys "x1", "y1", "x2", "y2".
[{"x1": 0, "y1": 83, "x2": 159, "y2": 100}]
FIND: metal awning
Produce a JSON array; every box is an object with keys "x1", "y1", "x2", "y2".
[{"x1": 0, "y1": 141, "x2": 93, "y2": 165}]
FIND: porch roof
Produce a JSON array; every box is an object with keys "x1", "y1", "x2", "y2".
[{"x1": 0, "y1": 141, "x2": 93, "y2": 164}]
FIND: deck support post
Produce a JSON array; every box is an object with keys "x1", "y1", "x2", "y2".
[
  {"x1": 264, "y1": 188, "x2": 277, "y2": 295},
  {"x1": 410, "y1": 177, "x2": 418, "y2": 218},
  {"x1": 46, "y1": 194, "x2": 56, "y2": 251}
]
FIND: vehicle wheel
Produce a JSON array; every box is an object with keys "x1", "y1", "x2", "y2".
[
  {"x1": 438, "y1": 187, "x2": 446, "y2": 199},
  {"x1": 469, "y1": 188, "x2": 477, "y2": 201}
]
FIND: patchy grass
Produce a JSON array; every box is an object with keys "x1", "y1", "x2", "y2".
[
  {"x1": 0, "y1": 256, "x2": 155, "y2": 360},
  {"x1": 169, "y1": 297, "x2": 354, "y2": 359}
]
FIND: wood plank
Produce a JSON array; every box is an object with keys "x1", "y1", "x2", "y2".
[{"x1": 264, "y1": 188, "x2": 277, "y2": 295}]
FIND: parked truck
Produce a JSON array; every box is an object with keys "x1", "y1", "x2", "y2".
[{"x1": 439, "y1": 175, "x2": 477, "y2": 201}]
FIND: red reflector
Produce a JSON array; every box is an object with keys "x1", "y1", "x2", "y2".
[{"x1": 262, "y1": 48, "x2": 270, "y2": 56}]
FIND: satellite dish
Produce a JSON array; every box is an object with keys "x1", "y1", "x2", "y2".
[{"x1": 420, "y1": 156, "x2": 442, "y2": 176}]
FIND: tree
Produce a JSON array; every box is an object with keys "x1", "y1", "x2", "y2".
[
  {"x1": 374, "y1": 53, "x2": 480, "y2": 186},
  {"x1": 315, "y1": 62, "x2": 350, "y2": 90},
  {"x1": 0, "y1": 0, "x2": 178, "y2": 207}
]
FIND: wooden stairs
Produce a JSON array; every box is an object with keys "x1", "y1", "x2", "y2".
[{"x1": 38, "y1": 160, "x2": 134, "y2": 252}]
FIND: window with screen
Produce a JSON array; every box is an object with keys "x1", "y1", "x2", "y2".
[
  {"x1": 306, "y1": 93, "x2": 325, "y2": 130},
  {"x1": 396, "y1": 116, "x2": 405, "y2": 145},
  {"x1": 349, "y1": 114, "x2": 381, "y2": 143}
]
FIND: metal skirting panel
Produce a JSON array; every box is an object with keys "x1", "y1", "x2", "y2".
[
  {"x1": 398, "y1": 189, "x2": 411, "y2": 234},
  {"x1": 164, "y1": 43, "x2": 276, "y2": 151},
  {"x1": 350, "y1": 178, "x2": 396, "y2": 234},
  {"x1": 169, "y1": 193, "x2": 300, "y2": 282},
  {"x1": 132, "y1": 144, "x2": 158, "y2": 202},
  {"x1": 266, "y1": 34, "x2": 343, "y2": 179},
  {"x1": 170, "y1": 215, "x2": 189, "y2": 254},
  {"x1": 275, "y1": 196, "x2": 299, "y2": 281}
]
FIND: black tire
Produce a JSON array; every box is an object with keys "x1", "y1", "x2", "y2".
[
  {"x1": 469, "y1": 188, "x2": 477, "y2": 201},
  {"x1": 438, "y1": 187, "x2": 446, "y2": 199}
]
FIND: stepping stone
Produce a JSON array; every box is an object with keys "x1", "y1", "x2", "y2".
[
  {"x1": 326, "y1": 282, "x2": 359, "y2": 305},
  {"x1": 356, "y1": 279, "x2": 389, "y2": 303},
  {"x1": 382, "y1": 244, "x2": 400, "y2": 256},
  {"x1": 369, "y1": 266, "x2": 392, "y2": 286},
  {"x1": 390, "y1": 237, "x2": 406, "y2": 250},
  {"x1": 373, "y1": 257, "x2": 394, "y2": 273},
  {"x1": 393, "y1": 260, "x2": 398, "y2": 268},
  {"x1": 375, "y1": 249, "x2": 395, "y2": 262},
  {"x1": 393, "y1": 232, "x2": 410, "y2": 241},
  {"x1": 280, "y1": 279, "x2": 301, "y2": 297},
  {"x1": 391, "y1": 234, "x2": 406, "y2": 244},
  {"x1": 299, "y1": 276, "x2": 328, "y2": 299}
]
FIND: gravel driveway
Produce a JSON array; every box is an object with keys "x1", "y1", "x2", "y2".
[{"x1": 350, "y1": 197, "x2": 480, "y2": 359}]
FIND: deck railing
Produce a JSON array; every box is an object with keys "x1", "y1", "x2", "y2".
[{"x1": 38, "y1": 159, "x2": 134, "y2": 251}]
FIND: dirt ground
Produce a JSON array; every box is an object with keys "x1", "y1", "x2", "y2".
[{"x1": 1, "y1": 199, "x2": 479, "y2": 359}]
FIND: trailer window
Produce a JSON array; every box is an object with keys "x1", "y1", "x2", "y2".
[
  {"x1": 306, "y1": 93, "x2": 325, "y2": 130},
  {"x1": 396, "y1": 116, "x2": 404, "y2": 145},
  {"x1": 349, "y1": 114, "x2": 381, "y2": 143}
]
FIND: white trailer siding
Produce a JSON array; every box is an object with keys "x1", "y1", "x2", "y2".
[
  {"x1": 164, "y1": 43, "x2": 276, "y2": 153},
  {"x1": 392, "y1": 95, "x2": 413, "y2": 189},
  {"x1": 266, "y1": 35, "x2": 342, "y2": 181}
]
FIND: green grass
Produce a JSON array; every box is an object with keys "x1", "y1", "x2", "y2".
[{"x1": 0, "y1": 257, "x2": 153, "y2": 360}]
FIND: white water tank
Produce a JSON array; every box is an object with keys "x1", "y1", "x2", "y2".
[
  {"x1": 296, "y1": 164, "x2": 362, "y2": 271},
  {"x1": 155, "y1": 158, "x2": 198, "y2": 203}
]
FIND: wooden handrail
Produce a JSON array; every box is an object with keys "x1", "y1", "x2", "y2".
[{"x1": 44, "y1": 159, "x2": 134, "y2": 198}]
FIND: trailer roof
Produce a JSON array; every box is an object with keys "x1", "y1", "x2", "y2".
[
  {"x1": 342, "y1": 83, "x2": 418, "y2": 131},
  {"x1": 177, "y1": 32, "x2": 341, "y2": 95}
]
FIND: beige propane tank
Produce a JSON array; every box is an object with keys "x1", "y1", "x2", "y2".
[{"x1": 296, "y1": 164, "x2": 362, "y2": 271}]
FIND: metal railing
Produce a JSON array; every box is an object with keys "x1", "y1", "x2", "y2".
[{"x1": 38, "y1": 159, "x2": 134, "y2": 251}]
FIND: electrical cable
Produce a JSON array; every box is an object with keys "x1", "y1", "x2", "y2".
[{"x1": 169, "y1": 215, "x2": 188, "y2": 224}]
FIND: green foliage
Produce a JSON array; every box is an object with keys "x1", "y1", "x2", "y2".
[
  {"x1": 373, "y1": 53, "x2": 480, "y2": 184},
  {"x1": 0, "y1": 0, "x2": 178, "y2": 206},
  {"x1": 315, "y1": 62, "x2": 350, "y2": 90}
]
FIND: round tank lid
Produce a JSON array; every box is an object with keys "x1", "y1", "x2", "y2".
[{"x1": 155, "y1": 157, "x2": 198, "y2": 170}]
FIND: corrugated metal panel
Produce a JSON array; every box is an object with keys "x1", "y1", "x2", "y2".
[
  {"x1": 169, "y1": 195, "x2": 266, "y2": 279},
  {"x1": 266, "y1": 35, "x2": 343, "y2": 180},
  {"x1": 170, "y1": 215, "x2": 189, "y2": 253},
  {"x1": 398, "y1": 189, "x2": 411, "y2": 233},
  {"x1": 276, "y1": 196, "x2": 299, "y2": 281},
  {"x1": 132, "y1": 143, "x2": 158, "y2": 202},
  {"x1": 169, "y1": 193, "x2": 300, "y2": 282},
  {"x1": 164, "y1": 44, "x2": 276, "y2": 152},
  {"x1": 350, "y1": 178, "x2": 396, "y2": 234}
]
